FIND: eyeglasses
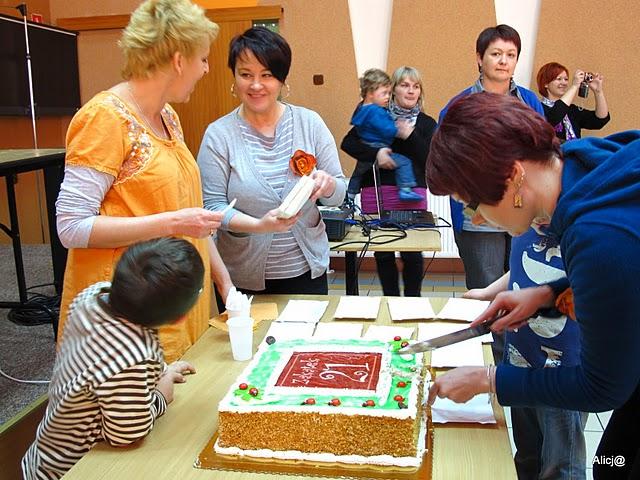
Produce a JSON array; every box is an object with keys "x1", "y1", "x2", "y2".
[{"x1": 462, "y1": 201, "x2": 479, "y2": 218}]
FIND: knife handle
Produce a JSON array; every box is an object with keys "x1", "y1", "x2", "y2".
[{"x1": 473, "y1": 314, "x2": 501, "y2": 336}]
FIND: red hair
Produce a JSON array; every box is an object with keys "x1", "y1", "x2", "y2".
[
  {"x1": 536, "y1": 62, "x2": 568, "y2": 97},
  {"x1": 426, "y1": 93, "x2": 560, "y2": 205}
]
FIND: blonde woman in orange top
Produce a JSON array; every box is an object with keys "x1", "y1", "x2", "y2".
[{"x1": 55, "y1": 0, "x2": 231, "y2": 362}]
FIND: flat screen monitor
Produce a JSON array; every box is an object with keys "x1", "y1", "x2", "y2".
[{"x1": 0, "y1": 14, "x2": 81, "y2": 116}]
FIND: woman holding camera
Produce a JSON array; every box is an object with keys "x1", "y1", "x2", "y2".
[{"x1": 536, "y1": 62, "x2": 610, "y2": 142}]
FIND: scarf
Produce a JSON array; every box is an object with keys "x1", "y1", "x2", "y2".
[
  {"x1": 388, "y1": 98, "x2": 420, "y2": 126},
  {"x1": 541, "y1": 97, "x2": 577, "y2": 141}
]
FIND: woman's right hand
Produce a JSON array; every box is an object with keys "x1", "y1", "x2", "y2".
[
  {"x1": 572, "y1": 69, "x2": 585, "y2": 87},
  {"x1": 469, "y1": 285, "x2": 556, "y2": 332},
  {"x1": 258, "y1": 209, "x2": 300, "y2": 233},
  {"x1": 376, "y1": 147, "x2": 396, "y2": 169},
  {"x1": 170, "y1": 207, "x2": 223, "y2": 238}
]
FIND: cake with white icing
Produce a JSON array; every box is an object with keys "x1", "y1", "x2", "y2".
[{"x1": 215, "y1": 337, "x2": 429, "y2": 467}]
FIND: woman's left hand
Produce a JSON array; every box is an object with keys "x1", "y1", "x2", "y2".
[
  {"x1": 310, "y1": 169, "x2": 336, "y2": 201},
  {"x1": 427, "y1": 366, "x2": 490, "y2": 405},
  {"x1": 589, "y1": 73, "x2": 604, "y2": 94}
]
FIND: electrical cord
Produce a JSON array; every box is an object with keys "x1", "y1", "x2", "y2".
[
  {"x1": 0, "y1": 366, "x2": 50, "y2": 384},
  {"x1": 421, "y1": 250, "x2": 437, "y2": 282},
  {"x1": 7, "y1": 284, "x2": 60, "y2": 327},
  {"x1": 2, "y1": 283, "x2": 54, "y2": 384},
  {"x1": 332, "y1": 200, "x2": 453, "y2": 283}
]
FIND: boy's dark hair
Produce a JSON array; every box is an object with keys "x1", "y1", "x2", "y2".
[
  {"x1": 106, "y1": 238, "x2": 204, "y2": 328},
  {"x1": 228, "y1": 26, "x2": 292, "y2": 83},
  {"x1": 476, "y1": 24, "x2": 521, "y2": 59}
]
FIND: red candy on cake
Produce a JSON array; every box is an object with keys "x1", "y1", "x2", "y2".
[{"x1": 238, "y1": 383, "x2": 248, "y2": 390}]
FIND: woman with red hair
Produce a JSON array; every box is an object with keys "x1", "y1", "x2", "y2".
[
  {"x1": 426, "y1": 92, "x2": 639, "y2": 480},
  {"x1": 536, "y1": 62, "x2": 610, "y2": 142}
]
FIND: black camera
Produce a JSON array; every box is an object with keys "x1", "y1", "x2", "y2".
[{"x1": 578, "y1": 72, "x2": 594, "y2": 98}]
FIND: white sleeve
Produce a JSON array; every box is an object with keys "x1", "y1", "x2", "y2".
[{"x1": 55, "y1": 165, "x2": 114, "y2": 248}]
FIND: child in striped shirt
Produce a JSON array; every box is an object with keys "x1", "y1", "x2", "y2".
[{"x1": 22, "y1": 237, "x2": 205, "y2": 479}]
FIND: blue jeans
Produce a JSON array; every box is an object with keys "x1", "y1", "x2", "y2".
[
  {"x1": 347, "y1": 152, "x2": 417, "y2": 194},
  {"x1": 511, "y1": 405, "x2": 588, "y2": 480}
]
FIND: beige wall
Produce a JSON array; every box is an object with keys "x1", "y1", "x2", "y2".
[
  {"x1": 534, "y1": 0, "x2": 640, "y2": 136},
  {"x1": 49, "y1": 0, "x2": 639, "y2": 171}
]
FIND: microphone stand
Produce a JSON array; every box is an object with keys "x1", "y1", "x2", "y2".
[{"x1": 16, "y1": 3, "x2": 38, "y2": 148}]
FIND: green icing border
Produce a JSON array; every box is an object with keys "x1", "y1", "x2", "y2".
[{"x1": 230, "y1": 338, "x2": 421, "y2": 411}]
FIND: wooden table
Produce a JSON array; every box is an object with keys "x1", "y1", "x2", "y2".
[
  {"x1": 0, "y1": 149, "x2": 67, "y2": 307},
  {"x1": 65, "y1": 295, "x2": 516, "y2": 480},
  {"x1": 329, "y1": 226, "x2": 442, "y2": 295}
]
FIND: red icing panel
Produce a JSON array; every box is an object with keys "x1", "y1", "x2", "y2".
[{"x1": 275, "y1": 351, "x2": 382, "y2": 390}]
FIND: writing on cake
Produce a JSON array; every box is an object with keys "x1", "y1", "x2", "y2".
[{"x1": 275, "y1": 351, "x2": 381, "y2": 390}]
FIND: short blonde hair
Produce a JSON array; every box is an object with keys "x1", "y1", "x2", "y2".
[
  {"x1": 391, "y1": 66, "x2": 425, "y2": 110},
  {"x1": 359, "y1": 68, "x2": 391, "y2": 99},
  {"x1": 119, "y1": 0, "x2": 219, "y2": 79}
]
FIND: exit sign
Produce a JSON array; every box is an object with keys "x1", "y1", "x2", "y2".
[{"x1": 31, "y1": 13, "x2": 43, "y2": 23}]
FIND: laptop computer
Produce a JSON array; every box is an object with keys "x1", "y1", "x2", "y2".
[{"x1": 372, "y1": 161, "x2": 435, "y2": 226}]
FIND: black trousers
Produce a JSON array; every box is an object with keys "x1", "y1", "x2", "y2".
[
  {"x1": 215, "y1": 270, "x2": 328, "y2": 313},
  {"x1": 374, "y1": 251, "x2": 423, "y2": 297},
  {"x1": 593, "y1": 381, "x2": 640, "y2": 479}
]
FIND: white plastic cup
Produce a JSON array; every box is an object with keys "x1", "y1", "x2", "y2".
[
  {"x1": 227, "y1": 316, "x2": 254, "y2": 361},
  {"x1": 226, "y1": 305, "x2": 250, "y2": 319}
]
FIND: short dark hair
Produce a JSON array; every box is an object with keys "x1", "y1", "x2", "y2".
[
  {"x1": 536, "y1": 62, "x2": 569, "y2": 97},
  {"x1": 427, "y1": 93, "x2": 560, "y2": 205},
  {"x1": 228, "y1": 27, "x2": 291, "y2": 83},
  {"x1": 476, "y1": 24, "x2": 521, "y2": 58},
  {"x1": 105, "y1": 237, "x2": 204, "y2": 328}
]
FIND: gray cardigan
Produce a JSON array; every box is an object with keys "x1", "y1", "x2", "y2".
[{"x1": 197, "y1": 104, "x2": 346, "y2": 291}]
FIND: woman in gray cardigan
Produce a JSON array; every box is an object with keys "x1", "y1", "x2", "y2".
[{"x1": 198, "y1": 27, "x2": 346, "y2": 302}]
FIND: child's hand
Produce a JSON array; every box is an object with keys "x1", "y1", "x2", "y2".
[
  {"x1": 375, "y1": 148, "x2": 396, "y2": 169},
  {"x1": 168, "y1": 360, "x2": 196, "y2": 377},
  {"x1": 156, "y1": 370, "x2": 184, "y2": 404}
]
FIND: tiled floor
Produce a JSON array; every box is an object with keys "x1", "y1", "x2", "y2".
[{"x1": 328, "y1": 269, "x2": 609, "y2": 479}]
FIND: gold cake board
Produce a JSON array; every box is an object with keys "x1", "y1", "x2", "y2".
[{"x1": 195, "y1": 426, "x2": 434, "y2": 480}]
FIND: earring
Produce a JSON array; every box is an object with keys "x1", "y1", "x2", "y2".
[
  {"x1": 280, "y1": 83, "x2": 291, "y2": 99},
  {"x1": 230, "y1": 83, "x2": 237, "y2": 97},
  {"x1": 513, "y1": 171, "x2": 525, "y2": 208}
]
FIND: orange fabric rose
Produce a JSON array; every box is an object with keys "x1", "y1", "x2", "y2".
[
  {"x1": 290, "y1": 150, "x2": 317, "y2": 176},
  {"x1": 555, "y1": 288, "x2": 576, "y2": 321}
]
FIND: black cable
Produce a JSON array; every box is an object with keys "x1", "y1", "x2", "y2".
[
  {"x1": 27, "y1": 282, "x2": 56, "y2": 291},
  {"x1": 8, "y1": 291, "x2": 60, "y2": 326},
  {"x1": 421, "y1": 250, "x2": 437, "y2": 282}
]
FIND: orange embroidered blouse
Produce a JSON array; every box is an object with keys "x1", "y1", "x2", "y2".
[{"x1": 58, "y1": 91, "x2": 211, "y2": 362}]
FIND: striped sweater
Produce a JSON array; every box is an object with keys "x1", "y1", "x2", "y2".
[
  {"x1": 236, "y1": 107, "x2": 308, "y2": 279},
  {"x1": 22, "y1": 282, "x2": 167, "y2": 479}
]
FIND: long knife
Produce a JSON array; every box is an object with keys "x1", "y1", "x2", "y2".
[{"x1": 396, "y1": 315, "x2": 501, "y2": 354}]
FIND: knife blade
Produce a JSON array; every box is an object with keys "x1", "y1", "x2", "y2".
[{"x1": 396, "y1": 315, "x2": 500, "y2": 354}]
